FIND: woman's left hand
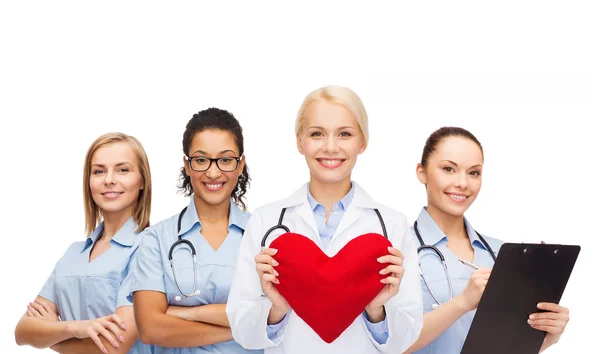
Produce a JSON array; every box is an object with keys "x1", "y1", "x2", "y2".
[
  {"x1": 528, "y1": 302, "x2": 569, "y2": 348},
  {"x1": 364, "y1": 247, "x2": 405, "y2": 322},
  {"x1": 26, "y1": 298, "x2": 59, "y2": 321}
]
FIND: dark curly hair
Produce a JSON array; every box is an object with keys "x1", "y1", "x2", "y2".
[{"x1": 178, "y1": 108, "x2": 251, "y2": 211}]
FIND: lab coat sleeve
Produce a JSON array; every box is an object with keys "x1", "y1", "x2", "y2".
[
  {"x1": 363, "y1": 213, "x2": 424, "y2": 353},
  {"x1": 226, "y1": 209, "x2": 288, "y2": 349},
  {"x1": 127, "y1": 227, "x2": 166, "y2": 302}
]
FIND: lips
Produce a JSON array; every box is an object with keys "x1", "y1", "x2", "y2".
[
  {"x1": 203, "y1": 182, "x2": 225, "y2": 191},
  {"x1": 446, "y1": 192, "x2": 468, "y2": 202},
  {"x1": 101, "y1": 191, "x2": 123, "y2": 199},
  {"x1": 316, "y1": 158, "x2": 346, "y2": 169}
]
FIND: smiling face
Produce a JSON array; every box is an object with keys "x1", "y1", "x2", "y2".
[
  {"x1": 183, "y1": 129, "x2": 245, "y2": 208},
  {"x1": 296, "y1": 99, "x2": 366, "y2": 186},
  {"x1": 417, "y1": 136, "x2": 484, "y2": 218},
  {"x1": 89, "y1": 142, "x2": 143, "y2": 218}
]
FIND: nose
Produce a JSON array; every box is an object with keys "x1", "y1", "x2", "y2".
[
  {"x1": 455, "y1": 173, "x2": 467, "y2": 189},
  {"x1": 205, "y1": 160, "x2": 222, "y2": 179},
  {"x1": 323, "y1": 135, "x2": 339, "y2": 153},
  {"x1": 104, "y1": 169, "x2": 117, "y2": 185}
]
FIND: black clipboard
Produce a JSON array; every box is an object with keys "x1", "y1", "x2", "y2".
[{"x1": 461, "y1": 243, "x2": 580, "y2": 354}]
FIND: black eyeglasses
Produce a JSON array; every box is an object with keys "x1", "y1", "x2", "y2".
[{"x1": 185, "y1": 156, "x2": 241, "y2": 172}]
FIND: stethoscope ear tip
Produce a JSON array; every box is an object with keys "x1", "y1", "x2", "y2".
[{"x1": 175, "y1": 296, "x2": 182, "y2": 302}]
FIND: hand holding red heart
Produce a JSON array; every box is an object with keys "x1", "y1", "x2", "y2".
[
  {"x1": 365, "y1": 247, "x2": 405, "y2": 321},
  {"x1": 254, "y1": 247, "x2": 290, "y2": 324}
]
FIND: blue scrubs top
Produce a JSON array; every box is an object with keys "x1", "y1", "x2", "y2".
[
  {"x1": 129, "y1": 198, "x2": 262, "y2": 354},
  {"x1": 410, "y1": 208, "x2": 504, "y2": 354},
  {"x1": 39, "y1": 217, "x2": 152, "y2": 354}
]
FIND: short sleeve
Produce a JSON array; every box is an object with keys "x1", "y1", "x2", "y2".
[{"x1": 127, "y1": 227, "x2": 166, "y2": 302}]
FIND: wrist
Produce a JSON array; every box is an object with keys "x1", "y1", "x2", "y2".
[
  {"x1": 63, "y1": 321, "x2": 77, "y2": 338},
  {"x1": 365, "y1": 305, "x2": 385, "y2": 323},
  {"x1": 267, "y1": 305, "x2": 289, "y2": 325},
  {"x1": 454, "y1": 294, "x2": 474, "y2": 314}
]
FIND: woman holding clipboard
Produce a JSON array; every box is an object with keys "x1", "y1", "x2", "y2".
[{"x1": 403, "y1": 127, "x2": 570, "y2": 354}]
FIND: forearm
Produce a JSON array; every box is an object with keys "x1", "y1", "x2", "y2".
[
  {"x1": 138, "y1": 312, "x2": 232, "y2": 347},
  {"x1": 51, "y1": 335, "x2": 136, "y2": 354},
  {"x1": 403, "y1": 297, "x2": 470, "y2": 353},
  {"x1": 188, "y1": 304, "x2": 231, "y2": 327},
  {"x1": 15, "y1": 317, "x2": 73, "y2": 349}
]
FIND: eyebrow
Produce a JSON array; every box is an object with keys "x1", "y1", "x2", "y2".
[
  {"x1": 307, "y1": 126, "x2": 357, "y2": 130},
  {"x1": 91, "y1": 162, "x2": 133, "y2": 168},
  {"x1": 191, "y1": 149, "x2": 237, "y2": 155},
  {"x1": 439, "y1": 159, "x2": 482, "y2": 169}
]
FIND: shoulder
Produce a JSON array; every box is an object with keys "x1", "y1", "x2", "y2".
[{"x1": 476, "y1": 233, "x2": 504, "y2": 255}]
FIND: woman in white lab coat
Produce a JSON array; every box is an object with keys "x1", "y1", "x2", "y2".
[{"x1": 226, "y1": 85, "x2": 423, "y2": 354}]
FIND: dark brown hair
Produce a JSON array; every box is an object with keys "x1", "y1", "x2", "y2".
[{"x1": 421, "y1": 127, "x2": 483, "y2": 167}]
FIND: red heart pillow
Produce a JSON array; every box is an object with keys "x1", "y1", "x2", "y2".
[{"x1": 271, "y1": 232, "x2": 392, "y2": 343}]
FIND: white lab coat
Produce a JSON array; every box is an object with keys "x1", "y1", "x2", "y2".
[{"x1": 226, "y1": 182, "x2": 423, "y2": 354}]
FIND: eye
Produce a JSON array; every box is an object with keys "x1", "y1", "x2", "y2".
[
  {"x1": 194, "y1": 157, "x2": 208, "y2": 163},
  {"x1": 443, "y1": 166, "x2": 454, "y2": 173},
  {"x1": 469, "y1": 170, "x2": 481, "y2": 177},
  {"x1": 220, "y1": 157, "x2": 233, "y2": 163},
  {"x1": 118, "y1": 168, "x2": 130, "y2": 173},
  {"x1": 339, "y1": 131, "x2": 352, "y2": 137},
  {"x1": 92, "y1": 169, "x2": 104, "y2": 175},
  {"x1": 310, "y1": 131, "x2": 324, "y2": 137}
]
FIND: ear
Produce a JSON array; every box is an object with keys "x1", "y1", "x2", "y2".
[
  {"x1": 416, "y1": 163, "x2": 427, "y2": 185},
  {"x1": 296, "y1": 133, "x2": 304, "y2": 155},
  {"x1": 237, "y1": 155, "x2": 246, "y2": 177},
  {"x1": 358, "y1": 136, "x2": 367, "y2": 154},
  {"x1": 183, "y1": 156, "x2": 192, "y2": 177}
]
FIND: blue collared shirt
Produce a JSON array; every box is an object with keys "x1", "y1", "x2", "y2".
[
  {"x1": 411, "y1": 207, "x2": 504, "y2": 354},
  {"x1": 267, "y1": 184, "x2": 390, "y2": 344},
  {"x1": 129, "y1": 198, "x2": 262, "y2": 354},
  {"x1": 39, "y1": 217, "x2": 152, "y2": 354}
]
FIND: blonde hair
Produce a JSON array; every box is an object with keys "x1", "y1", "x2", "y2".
[
  {"x1": 295, "y1": 85, "x2": 369, "y2": 145},
  {"x1": 83, "y1": 132, "x2": 152, "y2": 235}
]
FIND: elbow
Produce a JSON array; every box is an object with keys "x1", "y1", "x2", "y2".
[
  {"x1": 137, "y1": 325, "x2": 158, "y2": 345},
  {"x1": 14, "y1": 324, "x2": 29, "y2": 347}
]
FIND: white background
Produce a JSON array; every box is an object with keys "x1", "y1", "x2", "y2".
[{"x1": 1, "y1": 1, "x2": 598, "y2": 352}]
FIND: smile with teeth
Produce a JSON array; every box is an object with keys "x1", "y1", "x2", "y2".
[
  {"x1": 204, "y1": 182, "x2": 225, "y2": 191},
  {"x1": 447, "y1": 193, "x2": 468, "y2": 202},
  {"x1": 317, "y1": 158, "x2": 345, "y2": 168},
  {"x1": 102, "y1": 192, "x2": 123, "y2": 199}
]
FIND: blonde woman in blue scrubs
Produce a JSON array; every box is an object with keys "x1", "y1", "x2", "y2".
[
  {"x1": 15, "y1": 132, "x2": 153, "y2": 354},
  {"x1": 404, "y1": 127, "x2": 570, "y2": 353},
  {"x1": 129, "y1": 108, "x2": 261, "y2": 354}
]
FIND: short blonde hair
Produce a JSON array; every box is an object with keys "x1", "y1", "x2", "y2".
[
  {"x1": 83, "y1": 132, "x2": 152, "y2": 235},
  {"x1": 295, "y1": 85, "x2": 369, "y2": 145}
]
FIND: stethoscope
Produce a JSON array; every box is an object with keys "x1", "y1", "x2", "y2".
[
  {"x1": 260, "y1": 207, "x2": 388, "y2": 249},
  {"x1": 414, "y1": 220, "x2": 496, "y2": 308},
  {"x1": 168, "y1": 206, "x2": 201, "y2": 301}
]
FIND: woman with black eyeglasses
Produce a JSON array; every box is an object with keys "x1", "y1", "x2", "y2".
[{"x1": 128, "y1": 108, "x2": 262, "y2": 354}]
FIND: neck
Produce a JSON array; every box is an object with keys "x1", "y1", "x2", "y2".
[
  {"x1": 100, "y1": 208, "x2": 133, "y2": 239},
  {"x1": 308, "y1": 175, "x2": 352, "y2": 211},
  {"x1": 425, "y1": 203, "x2": 467, "y2": 241},
  {"x1": 194, "y1": 193, "x2": 230, "y2": 224}
]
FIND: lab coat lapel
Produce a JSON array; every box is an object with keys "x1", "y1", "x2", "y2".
[
  {"x1": 330, "y1": 183, "x2": 377, "y2": 245},
  {"x1": 330, "y1": 203, "x2": 360, "y2": 244},
  {"x1": 281, "y1": 183, "x2": 320, "y2": 245}
]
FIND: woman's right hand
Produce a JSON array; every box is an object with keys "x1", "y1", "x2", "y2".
[
  {"x1": 70, "y1": 314, "x2": 126, "y2": 354},
  {"x1": 255, "y1": 248, "x2": 290, "y2": 322},
  {"x1": 457, "y1": 268, "x2": 492, "y2": 312}
]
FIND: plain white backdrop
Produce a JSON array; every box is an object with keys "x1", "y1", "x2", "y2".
[{"x1": 1, "y1": 1, "x2": 598, "y2": 352}]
